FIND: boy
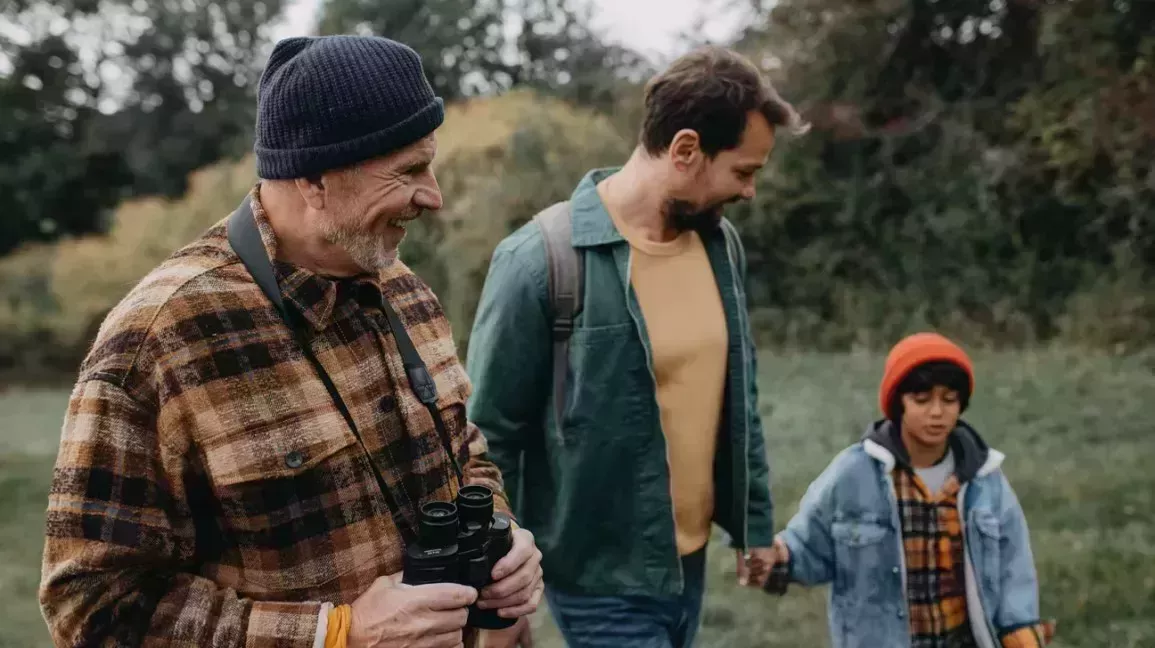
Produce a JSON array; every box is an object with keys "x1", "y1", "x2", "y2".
[{"x1": 762, "y1": 332, "x2": 1056, "y2": 648}]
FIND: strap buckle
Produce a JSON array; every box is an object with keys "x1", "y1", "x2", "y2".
[{"x1": 406, "y1": 365, "x2": 439, "y2": 406}]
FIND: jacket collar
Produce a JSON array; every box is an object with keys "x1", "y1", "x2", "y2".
[
  {"x1": 861, "y1": 419, "x2": 1004, "y2": 482},
  {"x1": 248, "y1": 184, "x2": 384, "y2": 332},
  {"x1": 570, "y1": 167, "x2": 626, "y2": 248}
]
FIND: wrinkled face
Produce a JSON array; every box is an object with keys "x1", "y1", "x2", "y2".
[
  {"x1": 314, "y1": 134, "x2": 442, "y2": 273},
  {"x1": 900, "y1": 384, "x2": 961, "y2": 451},
  {"x1": 665, "y1": 110, "x2": 776, "y2": 234}
]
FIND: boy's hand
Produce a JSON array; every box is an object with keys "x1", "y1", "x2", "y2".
[{"x1": 772, "y1": 536, "x2": 790, "y2": 564}]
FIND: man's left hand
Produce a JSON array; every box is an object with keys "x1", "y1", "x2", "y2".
[
  {"x1": 477, "y1": 528, "x2": 544, "y2": 618},
  {"x1": 735, "y1": 546, "x2": 778, "y2": 588}
]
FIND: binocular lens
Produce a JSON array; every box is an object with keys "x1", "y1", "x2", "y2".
[
  {"x1": 456, "y1": 485, "x2": 494, "y2": 526},
  {"x1": 418, "y1": 501, "x2": 460, "y2": 548}
]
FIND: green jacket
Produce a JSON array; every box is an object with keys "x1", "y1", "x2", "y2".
[{"x1": 465, "y1": 168, "x2": 773, "y2": 597}]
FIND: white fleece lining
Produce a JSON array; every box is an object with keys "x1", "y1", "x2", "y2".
[
  {"x1": 959, "y1": 484, "x2": 999, "y2": 648},
  {"x1": 313, "y1": 602, "x2": 334, "y2": 648},
  {"x1": 866, "y1": 438, "x2": 1008, "y2": 647},
  {"x1": 863, "y1": 439, "x2": 895, "y2": 471}
]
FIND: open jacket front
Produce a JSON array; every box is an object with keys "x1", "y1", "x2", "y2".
[
  {"x1": 776, "y1": 421, "x2": 1052, "y2": 648},
  {"x1": 466, "y1": 167, "x2": 774, "y2": 597}
]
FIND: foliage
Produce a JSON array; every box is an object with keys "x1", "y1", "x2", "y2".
[
  {"x1": 722, "y1": 0, "x2": 1153, "y2": 350},
  {"x1": 0, "y1": 0, "x2": 286, "y2": 253},
  {"x1": 0, "y1": 90, "x2": 626, "y2": 371},
  {"x1": 318, "y1": 0, "x2": 652, "y2": 110},
  {"x1": 1, "y1": 0, "x2": 1153, "y2": 372}
]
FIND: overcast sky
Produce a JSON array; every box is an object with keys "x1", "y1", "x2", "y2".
[{"x1": 271, "y1": 0, "x2": 748, "y2": 64}]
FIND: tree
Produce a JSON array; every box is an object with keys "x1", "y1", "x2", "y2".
[
  {"x1": 0, "y1": 0, "x2": 285, "y2": 255},
  {"x1": 721, "y1": 0, "x2": 1154, "y2": 348},
  {"x1": 317, "y1": 0, "x2": 651, "y2": 110}
]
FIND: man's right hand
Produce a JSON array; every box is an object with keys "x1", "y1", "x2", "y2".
[{"x1": 348, "y1": 573, "x2": 478, "y2": 648}]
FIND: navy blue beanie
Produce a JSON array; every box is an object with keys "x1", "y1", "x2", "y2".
[{"x1": 254, "y1": 35, "x2": 445, "y2": 180}]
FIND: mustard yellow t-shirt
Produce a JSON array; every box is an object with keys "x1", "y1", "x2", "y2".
[{"x1": 612, "y1": 213, "x2": 728, "y2": 556}]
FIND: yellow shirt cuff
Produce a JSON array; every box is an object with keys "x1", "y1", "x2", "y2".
[{"x1": 325, "y1": 604, "x2": 352, "y2": 648}]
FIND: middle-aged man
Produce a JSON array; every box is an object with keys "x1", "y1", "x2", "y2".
[
  {"x1": 39, "y1": 35, "x2": 542, "y2": 648},
  {"x1": 466, "y1": 46, "x2": 807, "y2": 647}
]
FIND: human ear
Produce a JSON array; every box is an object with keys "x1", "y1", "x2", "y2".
[
  {"x1": 668, "y1": 129, "x2": 702, "y2": 172},
  {"x1": 294, "y1": 175, "x2": 326, "y2": 210}
]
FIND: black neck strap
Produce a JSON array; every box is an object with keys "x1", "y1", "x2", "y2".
[{"x1": 225, "y1": 196, "x2": 464, "y2": 531}]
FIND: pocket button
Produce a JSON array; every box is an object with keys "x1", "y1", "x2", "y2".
[{"x1": 284, "y1": 450, "x2": 305, "y2": 469}]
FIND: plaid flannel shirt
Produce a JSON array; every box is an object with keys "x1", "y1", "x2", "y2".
[
  {"x1": 893, "y1": 468, "x2": 976, "y2": 647},
  {"x1": 894, "y1": 469, "x2": 1055, "y2": 648},
  {"x1": 39, "y1": 187, "x2": 510, "y2": 647}
]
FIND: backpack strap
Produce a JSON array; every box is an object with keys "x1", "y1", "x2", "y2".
[{"x1": 532, "y1": 201, "x2": 582, "y2": 436}]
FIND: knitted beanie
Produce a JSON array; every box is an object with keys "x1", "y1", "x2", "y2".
[
  {"x1": 254, "y1": 35, "x2": 445, "y2": 180},
  {"x1": 878, "y1": 332, "x2": 974, "y2": 420}
]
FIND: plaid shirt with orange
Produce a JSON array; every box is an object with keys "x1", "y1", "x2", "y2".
[
  {"x1": 39, "y1": 186, "x2": 510, "y2": 647},
  {"x1": 893, "y1": 468, "x2": 1054, "y2": 648}
]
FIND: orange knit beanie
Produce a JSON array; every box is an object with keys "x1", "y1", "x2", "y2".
[{"x1": 879, "y1": 332, "x2": 974, "y2": 420}]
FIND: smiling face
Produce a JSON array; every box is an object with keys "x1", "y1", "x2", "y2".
[
  {"x1": 311, "y1": 134, "x2": 443, "y2": 273},
  {"x1": 664, "y1": 110, "x2": 776, "y2": 234}
]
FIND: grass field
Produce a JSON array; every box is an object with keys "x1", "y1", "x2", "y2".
[{"x1": 2, "y1": 348, "x2": 1153, "y2": 647}]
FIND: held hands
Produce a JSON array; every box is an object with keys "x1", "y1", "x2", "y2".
[
  {"x1": 348, "y1": 572, "x2": 477, "y2": 648},
  {"x1": 735, "y1": 536, "x2": 791, "y2": 588}
]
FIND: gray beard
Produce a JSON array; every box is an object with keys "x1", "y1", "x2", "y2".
[{"x1": 320, "y1": 222, "x2": 398, "y2": 273}]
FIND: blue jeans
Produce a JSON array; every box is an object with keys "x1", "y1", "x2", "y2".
[{"x1": 544, "y1": 547, "x2": 707, "y2": 648}]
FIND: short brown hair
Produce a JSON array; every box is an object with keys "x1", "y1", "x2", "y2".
[{"x1": 640, "y1": 46, "x2": 807, "y2": 157}]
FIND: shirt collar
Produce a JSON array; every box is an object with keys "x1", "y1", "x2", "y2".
[{"x1": 249, "y1": 184, "x2": 383, "y2": 332}]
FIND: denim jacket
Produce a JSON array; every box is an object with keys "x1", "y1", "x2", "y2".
[{"x1": 774, "y1": 421, "x2": 1049, "y2": 648}]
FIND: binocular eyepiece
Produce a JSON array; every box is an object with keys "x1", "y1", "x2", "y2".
[{"x1": 402, "y1": 484, "x2": 516, "y2": 630}]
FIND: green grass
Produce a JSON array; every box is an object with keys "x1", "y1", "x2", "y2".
[
  {"x1": 3, "y1": 348, "x2": 1154, "y2": 646},
  {"x1": 0, "y1": 387, "x2": 66, "y2": 648}
]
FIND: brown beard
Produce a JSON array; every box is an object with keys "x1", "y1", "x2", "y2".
[{"x1": 665, "y1": 196, "x2": 737, "y2": 235}]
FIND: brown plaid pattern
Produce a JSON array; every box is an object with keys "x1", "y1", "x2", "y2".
[
  {"x1": 893, "y1": 468, "x2": 977, "y2": 648},
  {"x1": 39, "y1": 186, "x2": 510, "y2": 647}
]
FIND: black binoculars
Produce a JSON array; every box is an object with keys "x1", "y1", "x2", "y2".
[{"x1": 401, "y1": 484, "x2": 517, "y2": 630}]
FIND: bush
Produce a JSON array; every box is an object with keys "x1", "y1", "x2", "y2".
[{"x1": 0, "y1": 90, "x2": 629, "y2": 372}]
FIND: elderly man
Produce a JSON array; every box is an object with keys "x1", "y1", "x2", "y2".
[{"x1": 39, "y1": 35, "x2": 542, "y2": 648}]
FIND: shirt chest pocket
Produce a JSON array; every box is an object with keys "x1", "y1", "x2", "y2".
[
  {"x1": 969, "y1": 509, "x2": 1002, "y2": 595},
  {"x1": 561, "y1": 322, "x2": 650, "y2": 447},
  {"x1": 831, "y1": 518, "x2": 893, "y2": 598},
  {"x1": 197, "y1": 407, "x2": 376, "y2": 594}
]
